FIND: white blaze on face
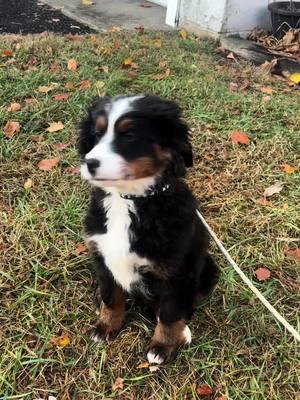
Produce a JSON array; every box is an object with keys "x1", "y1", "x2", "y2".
[{"x1": 81, "y1": 97, "x2": 140, "y2": 182}]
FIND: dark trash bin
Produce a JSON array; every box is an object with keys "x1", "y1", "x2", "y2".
[{"x1": 268, "y1": 1, "x2": 300, "y2": 38}]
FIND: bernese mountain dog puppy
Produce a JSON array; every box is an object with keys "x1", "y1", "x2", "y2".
[{"x1": 79, "y1": 95, "x2": 219, "y2": 364}]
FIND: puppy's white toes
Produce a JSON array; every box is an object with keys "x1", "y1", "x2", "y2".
[{"x1": 147, "y1": 349, "x2": 164, "y2": 365}]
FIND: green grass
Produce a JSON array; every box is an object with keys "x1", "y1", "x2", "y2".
[{"x1": 0, "y1": 32, "x2": 299, "y2": 400}]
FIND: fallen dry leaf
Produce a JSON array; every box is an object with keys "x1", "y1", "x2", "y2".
[
  {"x1": 255, "y1": 267, "x2": 271, "y2": 281},
  {"x1": 263, "y1": 181, "x2": 284, "y2": 197},
  {"x1": 53, "y1": 142, "x2": 70, "y2": 150},
  {"x1": 101, "y1": 65, "x2": 109, "y2": 74},
  {"x1": 152, "y1": 68, "x2": 170, "y2": 81},
  {"x1": 2, "y1": 49, "x2": 13, "y2": 57},
  {"x1": 46, "y1": 122, "x2": 64, "y2": 133},
  {"x1": 149, "y1": 365, "x2": 160, "y2": 372},
  {"x1": 136, "y1": 361, "x2": 150, "y2": 369},
  {"x1": 53, "y1": 93, "x2": 70, "y2": 101},
  {"x1": 24, "y1": 178, "x2": 33, "y2": 190},
  {"x1": 65, "y1": 165, "x2": 80, "y2": 174},
  {"x1": 3, "y1": 121, "x2": 20, "y2": 138},
  {"x1": 67, "y1": 59, "x2": 77, "y2": 71},
  {"x1": 227, "y1": 51, "x2": 236, "y2": 60},
  {"x1": 197, "y1": 384, "x2": 213, "y2": 396},
  {"x1": 50, "y1": 59, "x2": 60, "y2": 73},
  {"x1": 256, "y1": 197, "x2": 273, "y2": 207},
  {"x1": 38, "y1": 158, "x2": 60, "y2": 171},
  {"x1": 7, "y1": 102, "x2": 21, "y2": 112},
  {"x1": 180, "y1": 29, "x2": 188, "y2": 40},
  {"x1": 256, "y1": 85, "x2": 276, "y2": 95},
  {"x1": 239, "y1": 78, "x2": 250, "y2": 91},
  {"x1": 256, "y1": 59, "x2": 277, "y2": 76},
  {"x1": 50, "y1": 334, "x2": 70, "y2": 347},
  {"x1": 159, "y1": 60, "x2": 168, "y2": 68},
  {"x1": 281, "y1": 163, "x2": 296, "y2": 174},
  {"x1": 229, "y1": 82, "x2": 238, "y2": 92},
  {"x1": 25, "y1": 98, "x2": 38, "y2": 105},
  {"x1": 127, "y1": 70, "x2": 137, "y2": 79},
  {"x1": 122, "y1": 57, "x2": 133, "y2": 69},
  {"x1": 114, "y1": 40, "x2": 121, "y2": 49},
  {"x1": 112, "y1": 377, "x2": 124, "y2": 392},
  {"x1": 89, "y1": 35, "x2": 97, "y2": 42},
  {"x1": 75, "y1": 243, "x2": 87, "y2": 255},
  {"x1": 285, "y1": 248, "x2": 300, "y2": 261},
  {"x1": 107, "y1": 26, "x2": 121, "y2": 32},
  {"x1": 79, "y1": 80, "x2": 91, "y2": 90},
  {"x1": 231, "y1": 131, "x2": 250, "y2": 145},
  {"x1": 65, "y1": 81, "x2": 74, "y2": 91},
  {"x1": 154, "y1": 38, "x2": 162, "y2": 48},
  {"x1": 38, "y1": 85, "x2": 53, "y2": 93}
]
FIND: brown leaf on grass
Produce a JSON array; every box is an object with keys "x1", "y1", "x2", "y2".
[
  {"x1": 285, "y1": 248, "x2": 300, "y2": 261},
  {"x1": 38, "y1": 85, "x2": 53, "y2": 93},
  {"x1": 154, "y1": 38, "x2": 162, "y2": 48},
  {"x1": 260, "y1": 86, "x2": 276, "y2": 95},
  {"x1": 65, "y1": 165, "x2": 80, "y2": 174},
  {"x1": 281, "y1": 163, "x2": 297, "y2": 174},
  {"x1": 256, "y1": 197, "x2": 273, "y2": 207},
  {"x1": 231, "y1": 131, "x2": 250, "y2": 145},
  {"x1": 127, "y1": 70, "x2": 137, "y2": 79},
  {"x1": 79, "y1": 80, "x2": 91, "y2": 90},
  {"x1": 114, "y1": 41, "x2": 121, "y2": 49},
  {"x1": 263, "y1": 181, "x2": 284, "y2": 197},
  {"x1": 227, "y1": 51, "x2": 236, "y2": 60},
  {"x1": 159, "y1": 60, "x2": 168, "y2": 68},
  {"x1": 2, "y1": 49, "x2": 13, "y2": 57},
  {"x1": 107, "y1": 26, "x2": 121, "y2": 32},
  {"x1": 229, "y1": 82, "x2": 238, "y2": 92},
  {"x1": 75, "y1": 243, "x2": 87, "y2": 255},
  {"x1": 239, "y1": 78, "x2": 250, "y2": 91},
  {"x1": 46, "y1": 122, "x2": 64, "y2": 133},
  {"x1": 50, "y1": 334, "x2": 70, "y2": 347},
  {"x1": 122, "y1": 58, "x2": 133, "y2": 69},
  {"x1": 7, "y1": 102, "x2": 21, "y2": 112},
  {"x1": 67, "y1": 59, "x2": 77, "y2": 71},
  {"x1": 24, "y1": 178, "x2": 33, "y2": 190},
  {"x1": 53, "y1": 142, "x2": 70, "y2": 150},
  {"x1": 101, "y1": 65, "x2": 109, "y2": 74},
  {"x1": 135, "y1": 26, "x2": 145, "y2": 35},
  {"x1": 52, "y1": 93, "x2": 70, "y2": 101},
  {"x1": 180, "y1": 29, "x2": 188, "y2": 40},
  {"x1": 136, "y1": 361, "x2": 150, "y2": 369},
  {"x1": 152, "y1": 68, "x2": 170, "y2": 81},
  {"x1": 25, "y1": 98, "x2": 38, "y2": 105},
  {"x1": 38, "y1": 158, "x2": 60, "y2": 171},
  {"x1": 197, "y1": 384, "x2": 213, "y2": 396},
  {"x1": 65, "y1": 81, "x2": 74, "y2": 91},
  {"x1": 112, "y1": 377, "x2": 124, "y2": 392},
  {"x1": 3, "y1": 121, "x2": 20, "y2": 138},
  {"x1": 257, "y1": 59, "x2": 277, "y2": 76},
  {"x1": 255, "y1": 267, "x2": 271, "y2": 281},
  {"x1": 49, "y1": 59, "x2": 60, "y2": 73}
]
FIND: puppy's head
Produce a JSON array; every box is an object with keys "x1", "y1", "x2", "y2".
[{"x1": 79, "y1": 95, "x2": 192, "y2": 189}]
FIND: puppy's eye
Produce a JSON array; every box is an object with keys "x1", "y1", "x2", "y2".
[
  {"x1": 116, "y1": 118, "x2": 134, "y2": 134},
  {"x1": 95, "y1": 114, "x2": 107, "y2": 135}
]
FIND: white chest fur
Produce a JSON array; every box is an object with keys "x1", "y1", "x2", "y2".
[{"x1": 88, "y1": 193, "x2": 148, "y2": 292}]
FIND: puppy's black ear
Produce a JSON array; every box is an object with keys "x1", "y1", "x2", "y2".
[
  {"x1": 136, "y1": 96, "x2": 193, "y2": 176},
  {"x1": 78, "y1": 97, "x2": 109, "y2": 157}
]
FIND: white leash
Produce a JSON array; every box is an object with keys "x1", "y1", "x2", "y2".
[{"x1": 196, "y1": 210, "x2": 300, "y2": 342}]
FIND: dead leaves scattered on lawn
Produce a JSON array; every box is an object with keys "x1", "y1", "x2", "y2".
[
  {"x1": 285, "y1": 248, "x2": 300, "y2": 261},
  {"x1": 2, "y1": 49, "x2": 13, "y2": 57},
  {"x1": 122, "y1": 58, "x2": 138, "y2": 69},
  {"x1": 7, "y1": 102, "x2": 21, "y2": 112},
  {"x1": 180, "y1": 29, "x2": 188, "y2": 40},
  {"x1": 255, "y1": 267, "x2": 271, "y2": 281},
  {"x1": 263, "y1": 181, "x2": 284, "y2": 198},
  {"x1": 281, "y1": 163, "x2": 297, "y2": 174},
  {"x1": 38, "y1": 85, "x2": 54, "y2": 94},
  {"x1": 4, "y1": 121, "x2": 20, "y2": 138},
  {"x1": 75, "y1": 243, "x2": 87, "y2": 255},
  {"x1": 152, "y1": 68, "x2": 170, "y2": 81},
  {"x1": 112, "y1": 377, "x2": 124, "y2": 392},
  {"x1": 79, "y1": 79, "x2": 91, "y2": 90},
  {"x1": 50, "y1": 334, "x2": 70, "y2": 347},
  {"x1": 52, "y1": 93, "x2": 70, "y2": 101},
  {"x1": 24, "y1": 178, "x2": 33, "y2": 190},
  {"x1": 53, "y1": 142, "x2": 71, "y2": 150},
  {"x1": 67, "y1": 58, "x2": 77, "y2": 71},
  {"x1": 38, "y1": 158, "x2": 60, "y2": 171},
  {"x1": 231, "y1": 131, "x2": 250, "y2": 145},
  {"x1": 46, "y1": 121, "x2": 64, "y2": 133},
  {"x1": 197, "y1": 384, "x2": 213, "y2": 396}
]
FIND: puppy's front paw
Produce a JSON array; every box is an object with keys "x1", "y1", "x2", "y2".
[
  {"x1": 91, "y1": 322, "x2": 120, "y2": 343},
  {"x1": 146, "y1": 343, "x2": 179, "y2": 365}
]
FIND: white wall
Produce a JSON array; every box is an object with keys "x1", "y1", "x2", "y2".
[{"x1": 178, "y1": 0, "x2": 270, "y2": 36}]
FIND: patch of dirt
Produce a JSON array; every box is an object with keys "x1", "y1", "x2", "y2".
[{"x1": 0, "y1": 1, "x2": 94, "y2": 34}]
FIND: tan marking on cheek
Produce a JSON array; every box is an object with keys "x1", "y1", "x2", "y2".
[
  {"x1": 96, "y1": 115, "x2": 107, "y2": 131},
  {"x1": 151, "y1": 320, "x2": 187, "y2": 346},
  {"x1": 126, "y1": 157, "x2": 161, "y2": 179}
]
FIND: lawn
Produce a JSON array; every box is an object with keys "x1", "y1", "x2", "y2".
[{"x1": 0, "y1": 31, "x2": 299, "y2": 400}]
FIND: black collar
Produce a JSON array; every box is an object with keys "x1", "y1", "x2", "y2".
[{"x1": 119, "y1": 182, "x2": 171, "y2": 200}]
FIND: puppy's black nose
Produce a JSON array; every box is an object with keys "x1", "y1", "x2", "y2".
[{"x1": 85, "y1": 158, "x2": 100, "y2": 175}]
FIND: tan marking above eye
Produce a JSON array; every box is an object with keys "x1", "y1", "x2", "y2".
[
  {"x1": 96, "y1": 115, "x2": 107, "y2": 131},
  {"x1": 116, "y1": 118, "x2": 134, "y2": 133}
]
